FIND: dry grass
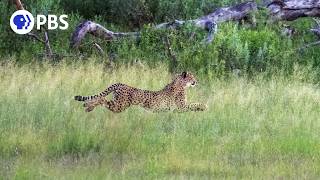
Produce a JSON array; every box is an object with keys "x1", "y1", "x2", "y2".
[{"x1": 1, "y1": 61, "x2": 320, "y2": 179}]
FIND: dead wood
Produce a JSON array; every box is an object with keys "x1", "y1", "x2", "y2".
[{"x1": 70, "y1": 1, "x2": 257, "y2": 48}]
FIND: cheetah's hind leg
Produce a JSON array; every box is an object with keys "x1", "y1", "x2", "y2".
[
  {"x1": 101, "y1": 100, "x2": 130, "y2": 113},
  {"x1": 84, "y1": 97, "x2": 106, "y2": 112}
]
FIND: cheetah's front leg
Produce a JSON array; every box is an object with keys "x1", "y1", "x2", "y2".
[
  {"x1": 187, "y1": 103, "x2": 207, "y2": 111},
  {"x1": 174, "y1": 103, "x2": 207, "y2": 112},
  {"x1": 174, "y1": 93, "x2": 207, "y2": 112}
]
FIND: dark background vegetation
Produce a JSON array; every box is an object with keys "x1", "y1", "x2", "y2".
[{"x1": 0, "y1": 0, "x2": 320, "y2": 80}]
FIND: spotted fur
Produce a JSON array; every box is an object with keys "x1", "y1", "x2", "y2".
[{"x1": 74, "y1": 72, "x2": 207, "y2": 113}]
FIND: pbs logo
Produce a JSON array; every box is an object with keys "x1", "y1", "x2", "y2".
[
  {"x1": 10, "y1": 10, "x2": 34, "y2": 34},
  {"x1": 10, "y1": 10, "x2": 69, "y2": 35}
]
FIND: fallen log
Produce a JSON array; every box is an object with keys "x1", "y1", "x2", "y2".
[
  {"x1": 267, "y1": 0, "x2": 320, "y2": 21},
  {"x1": 70, "y1": 1, "x2": 258, "y2": 48},
  {"x1": 70, "y1": 21, "x2": 140, "y2": 48}
]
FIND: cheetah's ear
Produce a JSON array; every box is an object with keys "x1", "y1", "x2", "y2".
[{"x1": 182, "y1": 71, "x2": 187, "y2": 78}]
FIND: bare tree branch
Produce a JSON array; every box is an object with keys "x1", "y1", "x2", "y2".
[
  {"x1": 313, "y1": 17, "x2": 320, "y2": 26},
  {"x1": 44, "y1": 31, "x2": 53, "y2": 58},
  {"x1": 205, "y1": 21, "x2": 218, "y2": 43},
  {"x1": 70, "y1": 21, "x2": 140, "y2": 48},
  {"x1": 311, "y1": 18, "x2": 320, "y2": 38},
  {"x1": 299, "y1": 41, "x2": 320, "y2": 50},
  {"x1": 14, "y1": 0, "x2": 24, "y2": 10},
  {"x1": 93, "y1": 42, "x2": 104, "y2": 56},
  {"x1": 27, "y1": 33, "x2": 45, "y2": 43},
  {"x1": 12, "y1": 0, "x2": 54, "y2": 59},
  {"x1": 163, "y1": 36, "x2": 177, "y2": 64},
  {"x1": 163, "y1": 36, "x2": 178, "y2": 73}
]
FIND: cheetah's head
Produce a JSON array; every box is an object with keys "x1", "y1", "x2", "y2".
[{"x1": 175, "y1": 72, "x2": 197, "y2": 88}]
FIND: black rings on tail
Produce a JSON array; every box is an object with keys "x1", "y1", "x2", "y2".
[
  {"x1": 74, "y1": 95, "x2": 97, "y2": 101},
  {"x1": 74, "y1": 83, "x2": 124, "y2": 102},
  {"x1": 74, "y1": 95, "x2": 84, "y2": 101}
]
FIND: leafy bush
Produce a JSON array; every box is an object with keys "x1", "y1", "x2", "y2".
[{"x1": 111, "y1": 22, "x2": 298, "y2": 76}]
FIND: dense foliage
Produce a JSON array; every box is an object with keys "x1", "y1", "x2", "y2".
[{"x1": 0, "y1": 0, "x2": 320, "y2": 79}]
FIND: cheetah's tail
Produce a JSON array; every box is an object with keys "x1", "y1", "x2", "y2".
[{"x1": 74, "y1": 83, "x2": 124, "y2": 101}]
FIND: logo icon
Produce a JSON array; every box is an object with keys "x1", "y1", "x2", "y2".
[{"x1": 10, "y1": 10, "x2": 35, "y2": 34}]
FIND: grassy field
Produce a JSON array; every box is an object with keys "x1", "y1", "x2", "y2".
[{"x1": 1, "y1": 61, "x2": 320, "y2": 179}]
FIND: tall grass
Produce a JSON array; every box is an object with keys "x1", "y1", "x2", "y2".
[{"x1": 1, "y1": 61, "x2": 320, "y2": 179}]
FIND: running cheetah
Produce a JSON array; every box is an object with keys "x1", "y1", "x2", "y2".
[{"x1": 74, "y1": 72, "x2": 207, "y2": 113}]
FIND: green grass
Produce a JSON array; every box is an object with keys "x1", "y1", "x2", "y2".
[{"x1": 1, "y1": 61, "x2": 320, "y2": 179}]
